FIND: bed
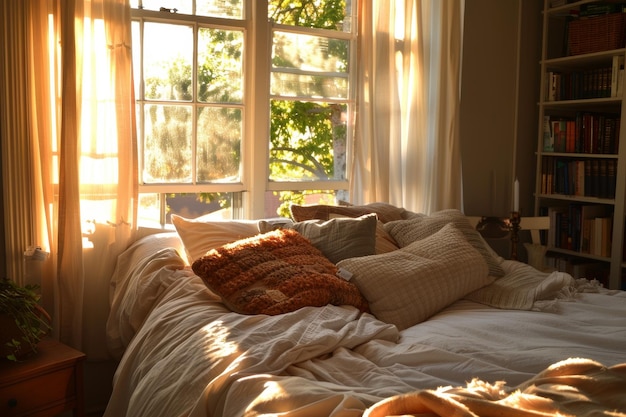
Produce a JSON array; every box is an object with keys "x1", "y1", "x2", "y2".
[{"x1": 103, "y1": 204, "x2": 626, "y2": 417}]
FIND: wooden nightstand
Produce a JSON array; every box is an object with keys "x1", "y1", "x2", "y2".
[{"x1": 0, "y1": 338, "x2": 86, "y2": 417}]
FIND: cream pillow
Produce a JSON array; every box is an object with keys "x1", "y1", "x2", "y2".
[
  {"x1": 171, "y1": 214, "x2": 260, "y2": 263},
  {"x1": 337, "y1": 223, "x2": 492, "y2": 330},
  {"x1": 383, "y1": 209, "x2": 505, "y2": 278}
]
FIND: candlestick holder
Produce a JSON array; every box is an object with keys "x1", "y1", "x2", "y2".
[{"x1": 509, "y1": 211, "x2": 521, "y2": 260}]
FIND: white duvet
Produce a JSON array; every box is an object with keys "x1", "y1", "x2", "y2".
[{"x1": 104, "y1": 233, "x2": 626, "y2": 417}]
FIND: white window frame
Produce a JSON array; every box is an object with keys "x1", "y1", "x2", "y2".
[{"x1": 132, "y1": 1, "x2": 356, "y2": 222}]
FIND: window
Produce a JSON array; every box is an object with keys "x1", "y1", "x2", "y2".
[{"x1": 131, "y1": 0, "x2": 356, "y2": 225}]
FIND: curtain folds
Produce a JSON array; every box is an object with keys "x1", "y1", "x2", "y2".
[
  {"x1": 1, "y1": 1, "x2": 36, "y2": 287},
  {"x1": 352, "y1": 0, "x2": 464, "y2": 214},
  {"x1": 0, "y1": 0, "x2": 137, "y2": 358}
]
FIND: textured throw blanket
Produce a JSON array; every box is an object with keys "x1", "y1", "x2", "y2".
[
  {"x1": 364, "y1": 358, "x2": 626, "y2": 417},
  {"x1": 464, "y1": 260, "x2": 611, "y2": 311}
]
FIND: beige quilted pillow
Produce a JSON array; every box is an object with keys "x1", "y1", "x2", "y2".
[
  {"x1": 337, "y1": 223, "x2": 492, "y2": 330},
  {"x1": 383, "y1": 209, "x2": 505, "y2": 278}
]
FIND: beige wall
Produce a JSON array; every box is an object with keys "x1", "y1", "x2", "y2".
[{"x1": 460, "y1": 0, "x2": 543, "y2": 217}]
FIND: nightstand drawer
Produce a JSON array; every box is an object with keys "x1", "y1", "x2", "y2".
[
  {"x1": 0, "y1": 339, "x2": 85, "y2": 417},
  {"x1": 1, "y1": 365, "x2": 75, "y2": 416}
]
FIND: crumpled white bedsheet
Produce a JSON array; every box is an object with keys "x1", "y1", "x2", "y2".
[{"x1": 104, "y1": 233, "x2": 626, "y2": 417}]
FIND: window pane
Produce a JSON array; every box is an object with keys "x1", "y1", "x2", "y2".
[
  {"x1": 266, "y1": 190, "x2": 346, "y2": 218},
  {"x1": 137, "y1": 192, "x2": 236, "y2": 225},
  {"x1": 138, "y1": 193, "x2": 162, "y2": 225},
  {"x1": 269, "y1": 100, "x2": 347, "y2": 181},
  {"x1": 143, "y1": 104, "x2": 192, "y2": 183},
  {"x1": 196, "y1": 107, "x2": 242, "y2": 182},
  {"x1": 198, "y1": 28, "x2": 244, "y2": 103},
  {"x1": 272, "y1": 31, "x2": 348, "y2": 99},
  {"x1": 132, "y1": 21, "x2": 140, "y2": 99},
  {"x1": 196, "y1": 0, "x2": 243, "y2": 19},
  {"x1": 272, "y1": 31, "x2": 349, "y2": 73},
  {"x1": 138, "y1": 0, "x2": 193, "y2": 14},
  {"x1": 269, "y1": 0, "x2": 353, "y2": 32},
  {"x1": 270, "y1": 72, "x2": 348, "y2": 99},
  {"x1": 143, "y1": 23, "x2": 193, "y2": 101},
  {"x1": 166, "y1": 193, "x2": 233, "y2": 221}
]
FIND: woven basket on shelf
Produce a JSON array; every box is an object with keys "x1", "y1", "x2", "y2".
[{"x1": 568, "y1": 13, "x2": 626, "y2": 55}]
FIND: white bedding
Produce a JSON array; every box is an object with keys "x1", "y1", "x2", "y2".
[{"x1": 104, "y1": 232, "x2": 626, "y2": 417}]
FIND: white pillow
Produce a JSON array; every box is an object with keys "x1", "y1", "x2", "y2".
[
  {"x1": 171, "y1": 214, "x2": 260, "y2": 263},
  {"x1": 337, "y1": 223, "x2": 492, "y2": 330}
]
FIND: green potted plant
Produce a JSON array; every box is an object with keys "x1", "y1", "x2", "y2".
[{"x1": 0, "y1": 278, "x2": 51, "y2": 361}]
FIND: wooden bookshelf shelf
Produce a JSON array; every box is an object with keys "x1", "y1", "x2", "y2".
[{"x1": 536, "y1": 0, "x2": 626, "y2": 290}]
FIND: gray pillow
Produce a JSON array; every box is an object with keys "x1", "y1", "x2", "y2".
[{"x1": 260, "y1": 214, "x2": 378, "y2": 263}]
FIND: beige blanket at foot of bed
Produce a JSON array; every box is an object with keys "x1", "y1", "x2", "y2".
[{"x1": 364, "y1": 357, "x2": 626, "y2": 417}]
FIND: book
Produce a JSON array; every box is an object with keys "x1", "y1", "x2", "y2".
[
  {"x1": 611, "y1": 55, "x2": 624, "y2": 97},
  {"x1": 607, "y1": 159, "x2": 617, "y2": 199},
  {"x1": 593, "y1": 217, "x2": 604, "y2": 256},
  {"x1": 581, "y1": 205, "x2": 609, "y2": 253},
  {"x1": 543, "y1": 116, "x2": 554, "y2": 151},
  {"x1": 601, "y1": 216, "x2": 613, "y2": 257},
  {"x1": 574, "y1": 160, "x2": 585, "y2": 196},
  {"x1": 566, "y1": 120, "x2": 576, "y2": 152},
  {"x1": 548, "y1": 206, "x2": 567, "y2": 248},
  {"x1": 599, "y1": 159, "x2": 608, "y2": 199},
  {"x1": 589, "y1": 215, "x2": 613, "y2": 257},
  {"x1": 552, "y1": 120, "x2": 567, "y2": 152},
  {"x1": 545, "y1": 72, "x2": 558, "y2": 101}
]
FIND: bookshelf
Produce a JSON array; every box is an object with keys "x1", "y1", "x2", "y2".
[{"x1": 536, "y1": 0, "x2": 626, "y2": 290}]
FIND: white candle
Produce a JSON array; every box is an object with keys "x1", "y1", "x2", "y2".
[{"x1": 513, "y1": 178, "x2": 519, "y2": 212}]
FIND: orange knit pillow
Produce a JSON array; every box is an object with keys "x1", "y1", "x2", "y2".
[{"x1": 191, "y1": 229, "x2": 369, "y2": 315}]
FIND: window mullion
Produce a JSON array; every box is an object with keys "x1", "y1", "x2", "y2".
[
  {"x1": 192, "y1": 22, "x2": 198, "y2": 185},
  {"x1": 246, "y1": 1, "x2": 271, "y2": 219},
  {"x1": 136, "y1": 18, "x2": 146, "y2": 187}
]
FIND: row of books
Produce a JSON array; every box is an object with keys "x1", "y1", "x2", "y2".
[
  {"x1": 542, "y1": 113, "x2": 620, "y2": 154},
  {"x1": 540, "y1": 156, "x2": 617, "y2": 199},
  {"x1": 544, "y1": 56, "x2": 624, "y2": 101},
  {"x1": 546, "y1": 204, "x2": 613, "y2": 257}
]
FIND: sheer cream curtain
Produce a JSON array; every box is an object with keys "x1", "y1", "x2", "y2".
[
  {"x1": 0, "y1": 0, "x2": 137, "y2": 359},
  {"x1": 352, "y1": 0, "x2": 464, "y2": 214}
]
